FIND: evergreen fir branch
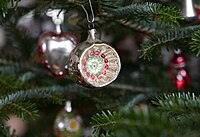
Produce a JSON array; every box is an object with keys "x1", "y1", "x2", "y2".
[
  {"x1": 18, "y1": 72, "x2": 36, "y2": 82},
  {"x1": 0, "y1": 65, "x2": 22, "y2": 74},
  {"x1": 155, "y1": 92, "x2": 200, "y2": 137},
  {"x1": 0, "y1": 75, "x2": 24, "y2": 92},
  {"x1": 7, "y1": 101, "x2": 39, "y2": 121},
  {"x1": 0, "y1": 0, "x2": 20, "y2": 17},
  {"x1": 0, "y1": 85, "x2": 90, "y2": 107},
  {"x1": 103, "y1": 2, "x2": 182, "y2": 28},
  {"x1": 91, "y1": 110, "x2": 119, "y2": 136},
  {"x1": 91, "y1": 109, "x2": 172, "y2": 137},
  {"x1": 140, "y1": 25, "x2": 200, "y2": 61},
  {"x1": 190, "y1": 30, "x2": 200, "y2": 56},
  {"x1": 0, "y1": 86, "x2": 65, "y2": 107},
  {"x1": 108, "y1": 83, "x2": 156, "y2": 93},
  {"x1": 152, "y1": 92, "x2": 200, "y2": 115},
  {"x1": 114, "y1": 19, "x2": 157, "y2": 33}
]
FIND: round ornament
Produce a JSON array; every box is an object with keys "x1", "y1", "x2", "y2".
[
  {"x1": 38, "y1": 32, "x2": 78, "y2": 77},
  {"x1": 54, "y1": 101, "x2": 82, "y2": 137},
  {"x1": 68, "y1": 29, "x2": 121, "y2": 87},
  {"x1": 4, "y1": 115, "x2": 28, "y2": 136},
  {"x1": 169, "y1": 49, "x2": 190, "y2": 90}
]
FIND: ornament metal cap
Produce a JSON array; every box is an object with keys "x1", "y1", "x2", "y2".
[{"x1": 182, "y1": 0, "x2": 197, "y2": 21}]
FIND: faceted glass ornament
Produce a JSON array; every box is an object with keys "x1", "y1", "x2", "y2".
[
  {"x1": 38, "y1": 32, "x2": 78, "y2": 77},
  {"x1": 68, "y1": 29, "x2": 121, "y2": 87},
  {"x1": 54, "y1": 108, "x2": 82, "y2": 137}
]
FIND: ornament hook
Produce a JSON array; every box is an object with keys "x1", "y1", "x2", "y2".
[
  {"x1": 80, "y1": 0, "x2": 95, "y2": 29},
  {"x1": 65, "y1": 100, "x2": 72, "y2": 112},
  {"x1": 46, "y1": 9, "x2": 65, "y2": 34}
]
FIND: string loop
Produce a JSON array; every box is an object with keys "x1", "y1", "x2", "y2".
[{"x1": 80, "y1": 0, "x2": 95, "y2": 29}]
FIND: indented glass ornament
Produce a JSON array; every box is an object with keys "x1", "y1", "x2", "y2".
[
  {"x1": 54, "y1": 101, "x2": 82, "y2": 137},
  {"x1": 38, "y1": 32, "x2": 78, "y2": 77},
  {"x1": 68, "y1": 29, "x2": 121, "y2": 87}
]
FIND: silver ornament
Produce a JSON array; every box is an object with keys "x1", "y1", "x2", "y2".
[
  {"x1": 182, "y1": 0, "x2": 197, "y2": 21},
  {"x1": 68, "y1": 29, "x2": 121, "y2": 87},
  {"x1": 38, "y1": 32, "x2": 78, "y2": 77}
]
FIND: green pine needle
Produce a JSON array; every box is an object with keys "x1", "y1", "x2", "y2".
[
  {"x1": 140, "y1": 25, "x2": 200, "y2": 61},
  {"x1": 91, "y1": 110, "x2": 119, "y2": 136},
  {"x1": 91, "y1": 109, "x2": 172, "y2": 137},
  {"x1": 103, "y1": 2, "x2": 182, "y2": 28},
  {"x1": 152, "y1": 92, "x2": 200, "y2": 115},
  {"x1": 190, "y1": 30, "x2": 200, "y2": 56},
  {"x1": 7, "y1": 101, "x2": 39, "y2": 121}
]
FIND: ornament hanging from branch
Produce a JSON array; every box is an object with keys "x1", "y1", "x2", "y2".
[
  {"x1": 38, "y1": 9, "x2": 78, "y2": 78},
  {"x1": 54, "y1": 101, "x2": 82, "y2": 137},
  {"x1": 169, "y1": 49, "x2": 190, "y2": 90},
  {"x1": 68, "y1": 0, "x2": 121, "y2": 88}
]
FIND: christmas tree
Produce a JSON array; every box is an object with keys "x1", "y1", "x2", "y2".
[{"x1": 0, "y1": 0, "x2": 200, "y2": 137}]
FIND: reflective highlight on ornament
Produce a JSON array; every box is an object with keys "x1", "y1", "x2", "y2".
[{"x1": 79, "y1": 43, "x2": 121, "y2": 87}]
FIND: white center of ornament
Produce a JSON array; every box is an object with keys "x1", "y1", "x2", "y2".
[{"x1": 86, "y1": 55, "x2": 105, "y2": 76}]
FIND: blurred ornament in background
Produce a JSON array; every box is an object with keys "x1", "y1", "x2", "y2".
[
  {"x1": 4, "y1": 115, "x2": 28, "y2": 137},
  {"x1": 195, "y1": 5, "x2": 200, "y2": 21},
  {"x1": 8, "y1": 0, "x2": 36, "y2": 7},
  {"x1": 38, "y1": 9, "x2": 78, "y2": 78},
  {"x1": 68, "y1": 29, "x2": 121, "y2": 87},
  {"x1": 54, "y1": 101, "x2": 82, "y2": 137},
  {"x1": 0, "y1": 27, "x2": 5, "y2": 48},
  {"x1": 17, "y1": 10, "x2": 41, "y2": 38},
  {"x1": 182, "y1": 0, "x2": 197, "y2": 21},
  {"x1": 169, "y1": 49, "x2": 190, "y2": 90}
]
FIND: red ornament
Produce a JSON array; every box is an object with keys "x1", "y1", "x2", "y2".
[
  {"x1": 169, "y1": 49, "x2": 190, "y2": 90},
  {"x1": 195, "y1": 5, "x2": 200, "y2": 21}
]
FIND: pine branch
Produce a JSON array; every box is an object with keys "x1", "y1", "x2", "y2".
[
  {"x1": 18, "y1": 72, "x2": 36, "y2": 82},
  {"x1": 102, "y1": 2, "x2": 182, "y2": 28},
  {"x1": 0, "y1": 75, "x2": 24, "y2": 92},
  {"x1": 0, "y1": 65, "x2": 22, "y2": 74},
  {"x1": 152, "y1": 92, "x2": 200, "y2": 115},
  {"x1": 6, "y1": 101, "x2": 39, "y2": 121},
  {"x1": 190, "y1": 30, "x2": 200, "y2": 56},
  {"x1": 140, "y1": 25, "x2": 200, "y2": 61},
  {"x1": 91, "y1": 110, "x2": 119, "y2": 136},
  {"x1": 0, "y1": 86, "x2": 65, "y2": 107},
  {"x1": 0, "y1": 0, "x2": 20, "y2": 17},
  {"x1": 91, "y1": 109, "x2": 172, "y2": 137},
  {"x1": 153, "y1": 92, "x2": 200, "y2": 135}
]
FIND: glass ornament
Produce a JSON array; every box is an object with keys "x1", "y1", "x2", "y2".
[
  {"x1": 68, "y1": 29, "x2": 121, "y2": 87},
  {"x1": 54, "y1": 101, "x2": 82, "y2": 137},
  {"x1": 169, "y1": 49, "x2": 190, "y2": 90},
  {"x1": 38, "y1": 32, "x2": 78, "y2": 77}
]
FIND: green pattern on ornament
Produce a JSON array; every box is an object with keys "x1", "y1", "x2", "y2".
[{"x1": 86, "y1": 55, "x2": 105, "y2": 76}]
